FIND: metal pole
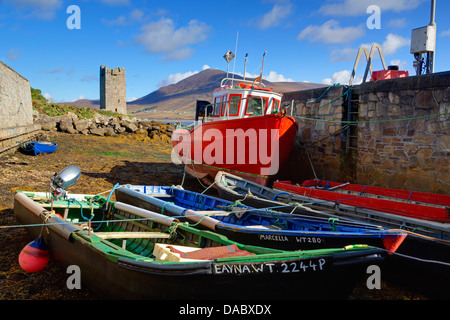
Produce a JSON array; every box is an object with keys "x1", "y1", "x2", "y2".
[
  {"x1": 430, "y1": 0, "x2": 436, "y2": 25},
  {"x1": 427, "y1": 0, "x2": 436, "y2": 73},
  {"x1": 259, "y1": 51, "x2": 267, "y2": 85},
  {"x1": 243, "y1": 53, "x2": 248, "y2": 81}
]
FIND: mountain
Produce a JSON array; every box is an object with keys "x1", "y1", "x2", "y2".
[{"x1": 66, "y1": 68, "x2": 326, "y2": 119}]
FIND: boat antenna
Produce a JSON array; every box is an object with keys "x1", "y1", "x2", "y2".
[
  {"x1": 243, "y1": 53, "x2": 248, "y2": 81},
  {"x1": 231, "y1": 31, "x2": 239, "y2": 85},
  {"x1": 259, "y1": 51, "x2": 267, "y2": 85}
]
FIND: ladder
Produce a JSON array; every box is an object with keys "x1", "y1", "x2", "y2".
[{"x1": 349, "y1": 43, "x2": 386, "y2": 86}]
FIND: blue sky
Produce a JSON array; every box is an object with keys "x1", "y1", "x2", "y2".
[{"x1": 1, "y1": 0, "x2": 449, "y2": 103}]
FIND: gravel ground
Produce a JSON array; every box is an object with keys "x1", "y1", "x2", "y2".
[{"x1": 0, "y1": 131, "x2": 428, "y2": 300}]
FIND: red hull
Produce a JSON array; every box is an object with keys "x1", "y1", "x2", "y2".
[
  {"x1": 273, "y1": 180, "x2": 450, "y2": 223},
  {"x1": 172, "y1": 114, "x2": 297, "y2": 186}
]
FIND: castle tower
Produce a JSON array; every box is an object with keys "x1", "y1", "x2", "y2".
[{"x1": 100, "y1": 65, "x2": 126, "y2": 114}]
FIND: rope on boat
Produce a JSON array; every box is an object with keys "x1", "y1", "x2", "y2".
[
  {"x1": 295, "y1": 111, "x2": 450, "y2": 124},
  {"x1": 378, "y1": 247, "x2": 450, "y2": 267},
  {"x1": 161, "y1": 201, "x2": 175, "y2": 215}
]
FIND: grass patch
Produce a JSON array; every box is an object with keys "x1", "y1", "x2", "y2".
[{"x1": 31, "y1": 87, "x2": 128, "y2": 119}]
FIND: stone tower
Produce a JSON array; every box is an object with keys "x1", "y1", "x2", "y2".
[{"x1": 100, "y1": 65, "x2": 126, "y2": 114}]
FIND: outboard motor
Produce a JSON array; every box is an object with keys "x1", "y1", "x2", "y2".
[{"x1": 50, "y1": 165, "x2": 81, "y2": 199}]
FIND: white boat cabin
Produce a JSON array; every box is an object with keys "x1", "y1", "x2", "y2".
[{"x1": 195, "y1": 78, "x2": 283, "y2": 122}]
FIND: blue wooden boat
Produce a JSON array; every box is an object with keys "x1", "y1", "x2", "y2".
[
  {"x1": 23, "y1": 141, "x2": 58, "y2": 155},
  {"x1": 115, "y1": 185, "x2": 407, "y2": 252}
]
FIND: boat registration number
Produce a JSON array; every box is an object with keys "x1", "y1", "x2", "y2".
[{"x1": 213, "y1": 257, "x2": 330, "y2": 275}]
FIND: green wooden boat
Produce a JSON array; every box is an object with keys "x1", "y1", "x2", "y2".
[{"x1": 14, "y1": 191, "x2": 385, "y2": 300}]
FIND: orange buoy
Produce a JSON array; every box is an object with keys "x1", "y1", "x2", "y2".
[{"x1": 18, "y1": 236, "x2": 50, "y2": 273}]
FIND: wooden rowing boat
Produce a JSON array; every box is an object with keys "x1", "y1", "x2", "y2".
[
  {"x1": 273, "y1": 179, "x2": 450, "y2": 223},
  {"x1": 14, "y1": 191, "x2": 385, "y2": 300},
  {"x1": 115, "y1": 185, "x2": 407, "y2": 252}
]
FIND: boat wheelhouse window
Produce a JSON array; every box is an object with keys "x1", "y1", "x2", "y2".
[
  {"x1": 227, "y1": 94, "x2": 241, "y2": 116},
  {"x1": 272, "y1": 99, "x2": 280, "y2": 113},
  {"x1": 213, "y1": 96, "x2": 222, "y2": 116},
  {"x1": 245, "y1": 96, "x2": 268, "y2": 116}
]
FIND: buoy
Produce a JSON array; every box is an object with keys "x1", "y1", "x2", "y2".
[{"x1": 18, "y1": 236, "x2": 50, "y2": 273}]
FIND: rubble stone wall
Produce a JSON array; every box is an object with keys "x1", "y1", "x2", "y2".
[
  {"x1": 0, "y1": 61, "x2": 33, "y2": 129},
  {"x1": 281, "y1": 71, "x2": 450, "y2": 194},
  {"x1": 354, "y1": 71, "x2": 450, "y2": 194}
]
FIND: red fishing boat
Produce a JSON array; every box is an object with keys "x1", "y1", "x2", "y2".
[
  {"x1": 273, "y1": 179, "x2": 450, "y2": 223},
  {"x1": 172, "y1": 53, "x2": 298, "y2": 186}
]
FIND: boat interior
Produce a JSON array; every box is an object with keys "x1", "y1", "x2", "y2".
[{"x1": 120, "y1": 186, "x2": 383, "y2": 234}]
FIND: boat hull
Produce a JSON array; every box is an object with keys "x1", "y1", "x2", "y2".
[
  {"x1": 274, "y1": 180, "x2": 450, "y2": 223},
  {"x1": 14, "y1": 191, "x2": 384, "y2": 300},
  {"x1": 24, "y1": 141, "x2": 58, "y2": 156},
  {"x1": 172, "y1": 114, "x2": 298, "y2": 186},
  {"x1": 215, "y1": 171, "x2": 341, "y2": 218}
]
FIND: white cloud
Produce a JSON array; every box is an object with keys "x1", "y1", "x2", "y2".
[
  {"x1": 381, "y1": 33, "x2": 410, "y2": 55},
  {"x1": 297, "y1": 20, "x2": 365, "y2": 44},
  {"x1": 3, "y1": 0, "x2": 63, "y2": 20},
  {"x1": 332, "y1": 33, "x2": 410, "y2": 65},
  {"x1": 257, "y1": 3, "x2": 293, "y2": 29},
  {"x1": 318, "y1": 0, "x2": 426, "y2": 16},
  {"x1": 202, "y1": 65, "x2": 210, "y2": 70},
  {"x1": 158, "y1": 70, "x2": 199, "y2": 87},
  {"x1": 390, "y1": 59, "x2": 410, "y2": 71},
  {"x1": 127, "y1": 97, "x2": 137, "y2": 102},
  {"x1": 231, "y1": 70, "x2": 293, "y2": 83},
  {"x1": 265, "y1": 71, "x2": 293, "y2": 82},
  {"x1": 321, "y1": 69, "x2": 363, "y2": 85},
  {"x1": 135, "y1": 18, "x2": 211, "y2": 61}
]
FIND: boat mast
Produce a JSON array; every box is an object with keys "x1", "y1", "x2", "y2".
[
  {"x1": 243, "y1": 53, "x2": 248, "y2": 81},
  {"x1": 259, "y1": 51, "x2": 267, "y2": 85}
]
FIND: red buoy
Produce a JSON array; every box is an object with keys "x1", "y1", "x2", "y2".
[{"x1": 18, "y1": 236, "x2": 50, "y2": 273}]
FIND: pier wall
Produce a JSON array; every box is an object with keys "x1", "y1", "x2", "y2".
[
  {"x1": 280, "y1": 71, "x2": 450, "y2": 194},
  {"x1": 0, "y1": 61, "x2": 40, "y2": 156}
]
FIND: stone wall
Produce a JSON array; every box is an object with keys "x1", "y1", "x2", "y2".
[
  {"x1": 0, "y1": 61, "x2": 33, "y2": 129},
  {"x1": 280, "y1": 71, "x2": 449, "y2": 195},
  {"x1": 354, "y1": 71, "x2": 450, "y2": 194},
  {"x1": 0, "y1": 60, "x2": 40, "y2": 156},
  {"x1": 280, "y1": 85, "x2": 352, "y2": 183},
  {"x1": 100, "y1": 65, "x2": 127, "y2": 114}
]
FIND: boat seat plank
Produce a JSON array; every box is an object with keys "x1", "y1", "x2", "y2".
[
  {"x1": 195, "y1": 210, "x2": 232, "y2": 216},
  {"x1": 93, "y1": 232, "x2": 171, "y2": 239},
  {"x1": 150, "y1": 194, "x2": 174, "y2": 198}
]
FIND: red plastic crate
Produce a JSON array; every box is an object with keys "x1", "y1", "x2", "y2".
[{"x1": 370, "y1": 70, "x2": 409, "y2": 81}]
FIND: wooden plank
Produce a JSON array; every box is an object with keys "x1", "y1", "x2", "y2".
[
  {"x1": 93, "y1": 231, "x2": 170, "y2": 239},
  {"x1": 149, "y1": 194, "x2": 173, "y2": 198},
  {"x1": 195, "y1": 210, "x2": 232, "y2": 216}
]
